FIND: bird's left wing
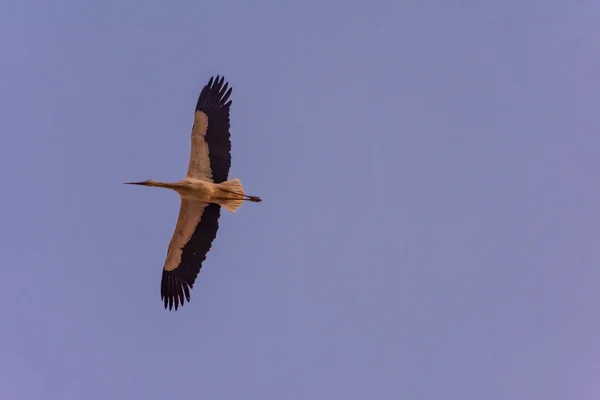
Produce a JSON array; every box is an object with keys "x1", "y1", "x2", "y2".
[
  {"x1": 186, "y1": 76, "x2": 233, "y2": 182},
  {"x1": 161, "y1": 199, "x2": 221, "y2": 310}
]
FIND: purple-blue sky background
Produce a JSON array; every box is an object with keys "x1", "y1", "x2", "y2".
[{"x1": 1, "y1": 1, "x2": 599, "y2": 399}]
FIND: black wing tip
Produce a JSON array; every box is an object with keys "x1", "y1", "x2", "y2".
[
  {"x1": 195, "y1": 75, "x2": 233, "y2": 111},
  {"x1": 160, "y1": 268, "x2": 196, "y2": 311}
]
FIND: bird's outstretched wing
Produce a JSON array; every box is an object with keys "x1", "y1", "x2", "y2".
[
  {"x1": 161, "y1": 199, "x2": 221, "y2": 310},
  {"x1": 187, "y1": 75, "x2": 233, "y2": 183}
]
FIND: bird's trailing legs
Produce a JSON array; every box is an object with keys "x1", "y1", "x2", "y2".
[
  {"x1": 245, "y1": 195, "x2": 262, "y2": 203},
  {"x1": 217, "y1": 193, "x2": 262, "y2": 202}
]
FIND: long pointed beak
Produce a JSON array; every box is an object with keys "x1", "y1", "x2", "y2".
[{"x1": 124, "y1": 181, "x2": 149, "y2": 186}]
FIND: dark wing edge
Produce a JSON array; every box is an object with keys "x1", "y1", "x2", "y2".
[
  {"x1": 195, "y1": 75, "x2": 233, "y2": 183},
  {"x1": 160, "y1": 203, "x2": 222, "y2": 311}
]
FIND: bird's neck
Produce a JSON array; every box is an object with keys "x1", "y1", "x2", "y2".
[{"x1": 147, "y1": 180, "x2": 182, "y2": 190}]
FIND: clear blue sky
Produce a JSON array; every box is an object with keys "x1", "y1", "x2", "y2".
[{"x1": 1, "y1": 1, "x2": 599, "y2": 399}]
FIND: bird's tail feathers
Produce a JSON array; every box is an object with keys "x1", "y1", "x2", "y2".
[{"x1": 217, "y1": 178, "x2": 245, "y2": 213}]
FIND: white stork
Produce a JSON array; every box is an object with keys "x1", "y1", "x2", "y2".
[{"x1": 125, "y1": 75, "x2": 261, "y2": 311}]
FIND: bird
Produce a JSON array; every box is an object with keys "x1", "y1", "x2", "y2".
[{"x1": 125, "y1": 75, "x2": 261, "y2": 311}]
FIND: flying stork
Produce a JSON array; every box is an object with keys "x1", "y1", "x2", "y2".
[{"x1": 125, "y1": 75, "x2": 261, "y2": 311}]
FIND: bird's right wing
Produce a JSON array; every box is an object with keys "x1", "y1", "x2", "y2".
[
  {"x1": 186, "y1": 76, "x2": 233, "y2": 183},
  {"x1": 160, "y1": 199, "x2": 221, "y2": 310}
]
